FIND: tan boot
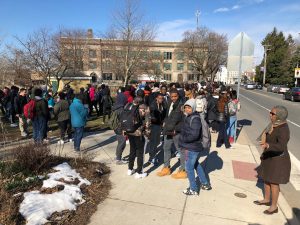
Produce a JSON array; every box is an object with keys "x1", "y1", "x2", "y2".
[
  {"x1": 171, "y1": 170, "x2": 187, "y2": 179},
  {"x1": 157, "y1": 167, "x2": 171, "y2": 177}
]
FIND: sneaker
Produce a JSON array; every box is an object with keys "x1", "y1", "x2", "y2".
[
  {"x1": 127, "y1": 169, "x2": 135, "y2": 176},
  {"x1": 43, "y1": 139, "x2": 49, "y2": 144},
  {"x1": 135, "y1": 172, "x2": 147, "y2": 179},
  {"x1": 183, "y1": 188, "x2": 198, "y2": 196},
  {"x1": 21, "y1": 132, "x2": 28, "y2": 137},
  {"x1": 156, "y1": 167, "x2": 171, "y2": 177},
  {"x1": 175, "y1": 151, "x2": 181, "y2": 158},
  {"x1": 171, "y1": 170, "x2": 187, "y2": 179},
  {"x1": 201, "y1": 183, "x2": 212, "y2": 190},
  {"x1": 69, "y1": 139, "x2": 73, "y2": 143},
  {"x1": 10, "y1": 123, "x2": 18, "y2": 128},
  {"x1": 58, "y1": 140, "x2": 64, "y2": 145},
  {"x1": 116, "y1": 160, "x2": 128, "y2": 165},
  {"x1": 148, "y1": 158, "x2": 158, "y2": 166}
]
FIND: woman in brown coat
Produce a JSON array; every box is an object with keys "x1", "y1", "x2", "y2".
[{"x1": 255, "y1": 105, "x2": 291, "y2": 215}]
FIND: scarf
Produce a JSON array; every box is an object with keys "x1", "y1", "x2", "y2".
[{"x1": 257, "y1": 120, "x2": 287, "y2": 143}]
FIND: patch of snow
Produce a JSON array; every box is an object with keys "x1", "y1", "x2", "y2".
[{"x1": 19, "y1": 162, "x2": 91, "y2": 225}]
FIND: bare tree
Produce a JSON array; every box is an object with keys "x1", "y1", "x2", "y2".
[
  {"x1": 15, "y1": 28, "x2": 87, "y2": 92},
  {"x1": 105, "y1": 0, "x2": 156, "y2": 85},
  {"x1": 182, "y1": 27, "x2": 228, "y2": 81}
]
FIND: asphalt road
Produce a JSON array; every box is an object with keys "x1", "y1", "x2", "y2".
[{"x1": 236, "y1": 86, "x2": 300, "y2": 218}]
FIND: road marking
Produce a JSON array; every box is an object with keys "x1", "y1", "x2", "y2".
[
  {"x1": 240, "y1": 94, "x2": 300, "y2": 129},
  {"x1": 240, "y1": 93, "x2": 300, "y2": 188}
]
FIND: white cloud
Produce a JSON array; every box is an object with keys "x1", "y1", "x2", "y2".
[
  {"x1": 156, "y1": 19, "x2": 195, "y2": 42},
  {"x1": 214, "y1": 7, "x2": 230, "y2": 13},
  {"x1": 232, "y1": 5, "x2": 241, "y2": 10}
]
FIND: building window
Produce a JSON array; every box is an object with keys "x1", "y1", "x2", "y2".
[
  {"x1": 152, "y1": 51, "x2": 161, "y2": 59},
  {"x1": 177, "y1": 52, "x2": 184, "y2": 60},
  {"x1": 163, "y1": 63, "x2": 172, "y2": 71},
  {"x1": 89, "y1": 61, "x2": 97, "y2": 70},
  {"x1": 102, "y1": 50, "x2": 112, "y2": 59},
  {"x1": 103, "y1": 61, "x2": 111, "y2": 70},
  {"x1": 75, "y1": 49, "x2": 83, "y2": 57},
  {"x1": 188, "y1": 63, "x2": 195, "y2": 71},
  {"x1": 116, "y1": 74, "x2": 123, "y2": 80},
  {"x1": 164, "y1": 52, "x2": 172, "y2": 60},
  {"x1": 141, "y1": 51, "x2": 148, "y2": 60},
  {"x1": 103, "y1": 73, "x2": 112, "y2": 80},
  {"x1": 89, "y1": 50, "x2": 97, "y2": 58},
  {"x1": 177, "y1": 63, "x2": 184, "y2": 71},
  {"x1": 154, "y1": 63, "x2": 161, "y2": 70},
  {"x1": 188, "y1": 74, "x2": 198, "y2": 81},
  {"x1": 163, "y1": 74, "x2": 172, "y2": 81}
]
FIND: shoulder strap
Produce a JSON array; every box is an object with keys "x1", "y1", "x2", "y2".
[{"x1": 189, "y1": 114, "x2": 200, "y2": 127}]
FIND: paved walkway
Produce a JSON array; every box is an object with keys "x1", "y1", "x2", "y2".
[{"x1": 51, "y1": 129, "x2": 300, "y2": 225}]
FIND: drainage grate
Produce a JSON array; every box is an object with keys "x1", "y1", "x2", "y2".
[{"x1": 234, "y1": 192, "x2": 247, "y2": 198}]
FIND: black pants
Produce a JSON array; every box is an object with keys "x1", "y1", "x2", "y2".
[
  {"x1": 216, "y1": 121, "x2": 230, "y2": 148},
  {"x1": 57, "y1": 120, "x2": 72, "y2": 140},
  {"x1": 128, "y1": 135, "x2": 145, "y2": 174},
  {"x1": 116, "y1": 134, "x2": 126, "y2": 160}
]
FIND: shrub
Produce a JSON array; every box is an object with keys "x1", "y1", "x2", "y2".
[{"x1": 11, "y1": 143, "x2": 52, "y2": 173}]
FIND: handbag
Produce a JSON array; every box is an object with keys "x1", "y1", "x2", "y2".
[{"x1": 260, "y1": 150, "x2": 284, "y2": 160}]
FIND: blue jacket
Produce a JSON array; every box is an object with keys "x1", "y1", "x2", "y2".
[
  {"x1": 70, "y1": 98, "x2": 88, "y2": 128},
  {"x1": 179, "y1": 112, "x2": 202, "y2": 151}
]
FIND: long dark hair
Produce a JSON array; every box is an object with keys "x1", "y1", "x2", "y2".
[{"x1": 217, "y1": 94, "x2": 228, "y2": 113}]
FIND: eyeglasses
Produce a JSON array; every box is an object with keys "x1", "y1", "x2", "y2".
[{"x1": 269, "y1": 111, "x2": 276, "y2": 116}]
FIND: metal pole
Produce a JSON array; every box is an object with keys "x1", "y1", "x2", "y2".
[
  {"x1": 234, "y1": 32, "x2": 244, "y2": 143},
  {"x1": 263, "y1": 47, "x2": 267, "y2": 86}
]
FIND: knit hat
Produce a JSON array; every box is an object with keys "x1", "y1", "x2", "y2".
[{"x1": 184, "y1": 99, "x2": 197, "y2": 113}]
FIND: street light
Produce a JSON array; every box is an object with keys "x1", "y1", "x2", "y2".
[
  {"x1": 195, "y1": 10, "x2": 201, "y2": 29},
  {"x1": 263, "y1": 44, "x2": 271, "y2": 86}
]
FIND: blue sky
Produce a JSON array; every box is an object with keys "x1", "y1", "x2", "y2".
[{"x1": 1, "y1": 0, "x2": 300, "y2": 63}]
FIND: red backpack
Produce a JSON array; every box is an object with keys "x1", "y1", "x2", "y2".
[{"x1": 23, "y1": 100, "x2": 36, "y2": 119}]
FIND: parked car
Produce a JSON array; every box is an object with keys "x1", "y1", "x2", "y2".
[
  {"x1": 283, "y1": 87, "x2": 300, "y2": 101},
  {"x1": 271, "y1": 85, "x2": 281, "y2": 93},
  {"x1": 256, "y1": 83, "x2": 263, "y2": 90},
  {"x1": 277, "y1": 86, "x2": 290, "y2": 94},
  {"x1": 245, "y1": 83, "x2": 256, "y2": 90}
]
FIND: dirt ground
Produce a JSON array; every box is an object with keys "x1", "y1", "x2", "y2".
[{"x1": 0, "y1": 156, "x2": 111, "y2": 225}]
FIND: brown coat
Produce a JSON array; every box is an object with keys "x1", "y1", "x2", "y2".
[{"x1": 257, "y1": 123, "x2": 291, "y2": 184}]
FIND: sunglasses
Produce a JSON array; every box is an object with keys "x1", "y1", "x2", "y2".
[{"x1": 269, "y1": 111, "x2": 276, "y2": 116}]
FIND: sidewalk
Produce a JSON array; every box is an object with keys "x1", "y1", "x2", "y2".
[{"x1": 52, "y1": 128, "x2": 300, "y2": 225}]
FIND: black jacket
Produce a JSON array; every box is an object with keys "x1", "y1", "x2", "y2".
[
  {"x1": 206, "y1": 95, "x2": 218, "y2": 121},
  {"x1": 179, "y1": 112, "x2": 202, "y2": 151},
  {"x1": 35, "y1": 98, "x2": 49, "y2": 119},
  {"x1": 112, "y1": 103, "x2": 124, "y2": 135},
  {"x1": 14, "y1": 95, "x2": 28, "y2": 115},
  {"x1": 163, "y1": 99, "x2": 184, "y2": 135},
  {"x1": 150, "y1": 100, "x2": 166, "y2": 125}
]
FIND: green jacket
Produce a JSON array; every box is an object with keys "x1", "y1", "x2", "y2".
[{"x1": 54, "y1": 99, "x2": 70, "y2": 122}]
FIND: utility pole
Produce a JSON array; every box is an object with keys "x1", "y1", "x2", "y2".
[
  {"x1": 195, "y1": 10, "x2": 201, "y2": 29},
  {"x1": 263, "y1": 44, "x2": 271, "y2": 86}
]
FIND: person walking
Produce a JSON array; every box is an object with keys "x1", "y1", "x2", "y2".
[
  {"x1": 32, "y1": 88, "x2": 49, "y2": 143},
  {"x1": 255, "y1": 106, "x2": 291, "y2": 215},
  {"x1": 54, "y1": 92, "x2": 72, "y2": 144},
  {"x1": 14, "y1": 88, "x2": 29, "y2": 137},
  {"x1": 180, "y1": 99, "x2": 212, "y2": 195},
  {"x1": 70, "y1": 94, "x2": 88, "y2": 152},
  {"x1": 157, "y1": 88, "x2": 186, "y2": 179},
  {"x1": 227, "y1": 90, "x2": 240, "y2": 143}
]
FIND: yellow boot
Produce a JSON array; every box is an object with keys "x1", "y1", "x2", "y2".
[
  {"x1": 171, "y1": 170, "x2": 187, "y2": 179},
  {"x1": 157, "y1": 167, "x2": 171, "y2": 177}
]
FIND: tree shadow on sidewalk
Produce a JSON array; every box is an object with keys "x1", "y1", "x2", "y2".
[
  {"x1": 83, "y1": 135, "x2": 117, "y2": 152},
  {"x1": 237, "y1": 119, "x2": 252, "y2": 140}
]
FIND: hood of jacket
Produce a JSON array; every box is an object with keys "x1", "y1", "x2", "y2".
[{"x1": 184, "y1": 99, "x2": 196, "y2": 113}]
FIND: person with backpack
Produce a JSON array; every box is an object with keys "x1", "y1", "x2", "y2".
[
  {"x1": 227, "y1": 90, "x2": 240, "y2": 144},
  {"x1": 14, "y1": 88, "x2": 29, "y2": 137},
  {"x1": 148, "y1": 93, "x2": 166, "y2": 165},
  {"x1": 110, "y1": 90, "x2": 128, "y2": 164},
  {"x1": 179, "y1": 99, "x2": 212, "y2": 196},
  {"x1": 31, "y1": 88, "x2": 49, "y2": 143},
  {"x1": 216, "y1": 92, "x2": 232, "y2": 149},
  {"x1": 206, "y1": 90, "x2": 219, "y2": 133},
  {"x1": 121, "y1": 97, "x2": 150, "y2": 179},
  {"x1": 70, "y1": 94, "x2": 88, "y2": 152},
  {"x1": 157, "y1": 88, "x2": 186, "y2": 179},
  {"x1": 54, "y1": 92, "x2": 72, "y2": 144}
]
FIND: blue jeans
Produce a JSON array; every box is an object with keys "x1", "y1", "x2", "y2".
[
  {"x1": 185, "y1": 150, "x2": 208, "y2": 192},
  {"x1": 32, "y1": 116, "x2": 47, "y2": 143},
  {"x1": 163, "y1": 134, "x2": 185, "y2": 170},
  {"x1": 73, "y1": 127, "x2": 84, "y2": 151},
  {"x1": 227, "y1": 116, "x2": 237, "y2": 138}
]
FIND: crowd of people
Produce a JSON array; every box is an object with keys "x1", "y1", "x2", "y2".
[{"x1": 110, "y1": 81, "x2": 241, "y2": 194}]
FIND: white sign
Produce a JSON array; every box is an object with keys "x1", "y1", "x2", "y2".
[{"x1": 295, "y1": 68, "x2": 300, "y2": 78}]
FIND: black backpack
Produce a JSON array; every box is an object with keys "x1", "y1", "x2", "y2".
[{"x1": 120, "y1": 103, "x2": 142, "y2": 133}]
